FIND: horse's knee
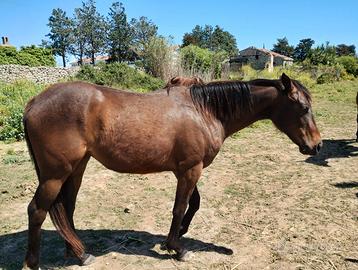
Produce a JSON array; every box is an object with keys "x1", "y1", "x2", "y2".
[{"x1": 27, "y1": 200, "x2": 46, "y2": 226}]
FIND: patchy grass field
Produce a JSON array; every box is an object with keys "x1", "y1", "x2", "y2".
[{"x1": 0, "y1": 81, "x2": 357, "y2": 270}]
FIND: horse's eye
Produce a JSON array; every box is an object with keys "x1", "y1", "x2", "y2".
[{"x1": 302, "y1": 106, "x2": 309, "y2": 115}]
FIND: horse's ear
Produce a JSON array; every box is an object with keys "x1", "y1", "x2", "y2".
[
  {"x1": 171, "y1": 76, "x2": 180, "y2": 84},
  {"x1": 281, "y1": 73, "x2": 293, "y2": 92},
  {"x1": 281, "y1": 73, "x2": 299, "y2": 100},
  {"x1": 196, "y1": 77, "x2": 204, "y2": 85}
]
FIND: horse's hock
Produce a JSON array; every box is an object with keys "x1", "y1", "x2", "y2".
[{"x1": 0, "y1": 64, "x2": 80, "y2": 84}]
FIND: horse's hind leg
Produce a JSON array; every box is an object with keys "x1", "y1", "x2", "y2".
[
  {"x1": 61, "y1": 155, "x2": 93, "y2": 263},
  {"x1": 24, "y1": 177, "x2": 68, "y2": 269},
  {"x1": 179, "y1": 186, "x2": 200, "y2": 237}
]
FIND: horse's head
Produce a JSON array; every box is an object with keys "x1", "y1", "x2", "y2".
[
  {"x1": 271, "y1": 73, "x2": 322, "y2": 155},
  {"x1": 165, "y1": 76, "x2": 204, "y2": 87}
]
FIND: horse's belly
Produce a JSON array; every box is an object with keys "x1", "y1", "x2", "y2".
[{"x1": 91, "y1": 144, "x2": 175, "y2": 174}]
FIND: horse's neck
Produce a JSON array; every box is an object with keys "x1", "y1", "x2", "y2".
[{"x1": 223, "y1": 85, "x2": 278, "y2": 137}]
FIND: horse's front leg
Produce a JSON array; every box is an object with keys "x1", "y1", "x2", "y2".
[{"x1": 166, "y1": 162, "x2": 203, "y2": 260}]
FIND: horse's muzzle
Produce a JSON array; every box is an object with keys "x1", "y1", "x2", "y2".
[{"x1": 299, "y1": 141, "x2": 323, "y2": 155}]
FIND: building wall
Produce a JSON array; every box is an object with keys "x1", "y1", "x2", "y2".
[
  {"x1": 0, "y1": 65, "x2": 80, "y2": 84},
  {"x1": 231, "y1": 48, "x2": 293, "y2": 71}
]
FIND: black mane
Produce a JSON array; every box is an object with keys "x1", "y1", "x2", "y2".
[{"x1": 190, "y1": 81, "x2": 253, "y2": 121}]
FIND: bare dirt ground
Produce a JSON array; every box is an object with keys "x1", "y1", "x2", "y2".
[{"x1": 0, "y1": 89, "x2": 357, "y2": 270}]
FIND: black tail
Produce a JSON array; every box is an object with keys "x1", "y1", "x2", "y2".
[{"x1": 23, "y1": 117, "x2": 85, "y2": 258}]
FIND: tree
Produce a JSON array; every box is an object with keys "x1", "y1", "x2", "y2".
[
  {"x1": 75, "y1": 0, "x2": 107, "y2": 65},
  {"x1": 293, "y1": 38, "x2": 315, "y2": 62},
  {"x1": 306, "y1": 42, "x2": 336, "y2": 66},
  {"x1": 71, "y1": 7, "x2": 88, "y2": 65},
  {"x1": 131, "y1": 16, "x2": 158, "y2": 56},
  {"x1": 182, "y1": 25, "x2": 238, "y2": 56},
  {"x1": 182, "y1": 25, "x2": 213, "y2": 49},
  {"x1": 107, "y1": 2, "x2": 133, "y2": 62},
  {"x1": 46, "y1": 8, "x2": 74, "y2": 67},
  {"x1": 272, "y1": 37, "x2": 294, "y2": 57},
  {"x1": 336, "y1": 44, "x2": 356, "y2": 56},
  {"x1": 211, "y1": 26, "x2": 238, "y2": 56}
]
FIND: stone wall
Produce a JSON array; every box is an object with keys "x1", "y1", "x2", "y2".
[{"x1": 0, "y1": 65, "x2": 80, "y2": 84}]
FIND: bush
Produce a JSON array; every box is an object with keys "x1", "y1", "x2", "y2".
[
  {"x1": 0, "y1": 46, "x2": 18, "y2": 64},
  {"x1": 75, "y1": 62, "x2": 164, "y2": 92},
  {"x1": 180, "y1": 45, "x2": 228, "y2": 79},
  {"x1": 141, "y1": 36, "x2": 175, "y2": 81},
  {"x1": 233, "y1": 65, "x2": 316, "y2": 88},
  {"x1": 317, "y1": 73, "x2": 336, "y2": 84},
  {"x1": 0, "y1": 81, "x2": 43, "y2": 141},
  {"x1": 0, "y1": 45, "x2": 55, "y2": 66},
  {"x1": 336, "y1": 56, "x2": 358, "y2": 76}
]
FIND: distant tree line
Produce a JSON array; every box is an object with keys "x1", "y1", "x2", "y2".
[
  {"x1": 44, "y1": 0, "x2": 159, "y2": 67},
  {"x1": 44, "y1": 0, "x2": 239, "y2": 80},
  {"x1": 272, "y1": 37, "x2": 356, "y2": 61},
  {"x1": 272, "y1": 37, "x2": 358, "y2": 76}
]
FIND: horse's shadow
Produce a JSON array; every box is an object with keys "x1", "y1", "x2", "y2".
[
  {"x1": 0, "y1": 229, "x2": 233, "y2": 269},
  {"x1": 305, "y1": 139, "x2": 358, "y2": 167}
]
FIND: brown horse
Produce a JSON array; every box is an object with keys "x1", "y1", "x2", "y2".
[
  {"x1": 165, "y1": 76, "x2": 204, "y2": 88},
  {"x1": 22, "y1": 73, "x2": 322, "y2": 268}
]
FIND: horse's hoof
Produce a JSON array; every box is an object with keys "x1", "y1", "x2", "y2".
[
  {"x1": 160, "y1": 241, "x2": 168, "y2": 251},
  {"x1": 176, "y1": 249, "x2": 191, "y2": 261},
  {"x1": 22, "y1": 265, "x2": 41, "y2": 270},
  {"x1": 160, "y1": 241, "x2": 174, "y2": 252},
  {"x1": 81, "y1": 253, "x2": 96, "y2": 266},
  {"x1": 22, "y1": 261, "x2": 40, "y2": 270}
]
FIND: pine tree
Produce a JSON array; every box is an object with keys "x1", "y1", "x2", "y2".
[
  {"x1": 75, "y1": 0, "x2": 107, "y2": 65},
  {"x1": 272, "y1": 37, "x2": 294, "y2": 58},
  {"x1": 107, "y1": 2, "x2": 133, "y2": 62},
  {"x1": 46, "y1": 8, "x2": 73, "y2": 67}
]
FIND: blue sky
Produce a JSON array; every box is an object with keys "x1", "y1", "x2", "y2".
[{"x1": 0, "y1": 0, "x2": 357, "y2": 57}]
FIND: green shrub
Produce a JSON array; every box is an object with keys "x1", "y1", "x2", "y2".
[
  {"x1": 233, "y1": 65, "x2": 316, "y2": 88},
  {"x1": 336, "y1": 56, "x2": 358, "y2": 76},
  {"x1": 0, "y1": 81, "x2": 43, "y2": 141},
  {"x1": 180, "y1": 45, "x2": 228, "y2": 79},
  {"x1": 317, "y1": 73, "x2": 336, "y2": 84},
  {"x1": 0, "y1": 45, "x2": 55, "y2": 66},
  {"x1": 75, "y1": 62, "x2": 164, "y2": 92},
  {"x1": 0, "y1": 46, "x2": 18, "y2": 64}
]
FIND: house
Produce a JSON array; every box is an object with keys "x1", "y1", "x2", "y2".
[{"x1": 230, "y1": 46, "x2": 293, "y2": 72}]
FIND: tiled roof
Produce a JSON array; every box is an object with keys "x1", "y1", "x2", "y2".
[{"x1": 241, "y1": 46, "x2": 293, "y2": 61}]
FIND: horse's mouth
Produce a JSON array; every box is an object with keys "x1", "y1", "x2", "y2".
[{"x1": 299, "y1": 141, "x2": 322, "y2": 156}]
